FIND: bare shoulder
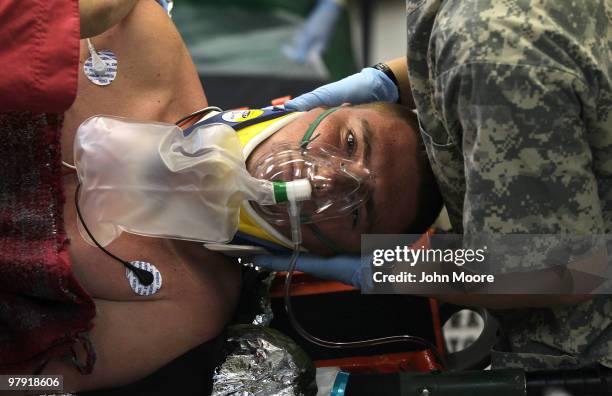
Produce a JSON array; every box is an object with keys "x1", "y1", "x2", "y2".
[{"x1": 61, "y1": 0, "x2": 207, "y2": 164}]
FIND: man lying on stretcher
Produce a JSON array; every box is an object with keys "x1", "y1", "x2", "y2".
[{"x1": 19, "y1": 0, "x2": 442, "y2": 392}]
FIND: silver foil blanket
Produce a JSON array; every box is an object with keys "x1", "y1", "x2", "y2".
[{"x1": 212, "y1": 325, "x2": 316, "y2": 396}]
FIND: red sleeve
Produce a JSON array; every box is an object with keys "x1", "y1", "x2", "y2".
[{"x1": 0, "y1": 0, "x2": 80, "y2": 113}]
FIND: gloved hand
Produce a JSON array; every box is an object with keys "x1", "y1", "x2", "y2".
[
  {"x1": 284, "y1": 67, "x2": 399, "y2": 112},
  {"x1": 252, "y1": 253, "x2": 364, "y2": 289}
]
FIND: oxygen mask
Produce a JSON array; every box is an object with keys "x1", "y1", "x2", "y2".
[
  {"x1": 252, "y1": 143, "x2": 373, "y2": 225},
  {"x1": 72, "y1": 106, "x2": 372, "y2": 247}
]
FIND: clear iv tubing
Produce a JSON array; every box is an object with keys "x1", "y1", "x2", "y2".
[{"x1": 284, "y1": 201, "x2": 446, "y2": 367}]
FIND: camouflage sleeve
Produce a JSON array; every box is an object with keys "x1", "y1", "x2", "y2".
[{"x1": 438, "y1": 63, "x2": 605, "y2": 273}]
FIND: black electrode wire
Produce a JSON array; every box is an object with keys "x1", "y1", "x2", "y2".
[
  {"x1": 174, "y1": 106, "x2": 222, "y2": 127},
  {"x1": 283, "y1": 243, "x2": 446, "y2": 369},
  {"x1": 74, "y1": 183, "x2": 154, "y2": 286}
]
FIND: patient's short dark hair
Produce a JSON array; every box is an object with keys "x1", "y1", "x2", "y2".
[{"x1": 355, "y1": 102, "x2": 444, "y2": 234}]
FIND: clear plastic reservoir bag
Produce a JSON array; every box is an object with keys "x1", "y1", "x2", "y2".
[{"x1": 74, "y1": 116, "x2": 275, "y2": 247}]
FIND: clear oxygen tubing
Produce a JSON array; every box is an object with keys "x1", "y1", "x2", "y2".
[{"x1": 284, "y1": 201, "x2": 446, "y2": 368}]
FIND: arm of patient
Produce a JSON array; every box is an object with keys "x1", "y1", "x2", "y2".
[{"x1": 79, "y1": 0, "x2": 139, "y2": 38}]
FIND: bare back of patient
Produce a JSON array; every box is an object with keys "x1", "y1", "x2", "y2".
[{"x1": 38, "y1": 1, "x2": 241, "y2": 392}]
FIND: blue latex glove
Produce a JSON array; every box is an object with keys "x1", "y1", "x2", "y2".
[
  {"x1": 253, "y1": 254, "x2": 364, "y2": 289},
  {"x1": 284, "y1": 67, "x2": 399, "y2": 112}
]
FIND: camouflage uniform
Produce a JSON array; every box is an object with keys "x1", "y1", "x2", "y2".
[{"x1": 406, "y1": 0, "x2": 612, "y2": 369}]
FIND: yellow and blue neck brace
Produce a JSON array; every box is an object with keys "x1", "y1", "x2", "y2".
[
  {"x1": 184, "y1": 107, "x2": 301, "y2": 253},
  {"x1": 184, "y1": 106, "x2": 346, "y2": 255}
]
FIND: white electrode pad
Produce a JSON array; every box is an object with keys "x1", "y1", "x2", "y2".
[
  {"x1": 83, "y1": 50, "x2": 118, "y2": 86},
  {"x1": 126, "y1": 261, "x2": 162, "y2": 296}
]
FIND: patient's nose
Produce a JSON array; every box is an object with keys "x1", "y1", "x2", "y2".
[{"x1": 311, "y1": 161, "x2": 371, "y2": 201}]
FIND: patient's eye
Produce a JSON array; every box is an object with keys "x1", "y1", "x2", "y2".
[{"x1": 346, "y1": 130, "x2": 356, "y2": 156}]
